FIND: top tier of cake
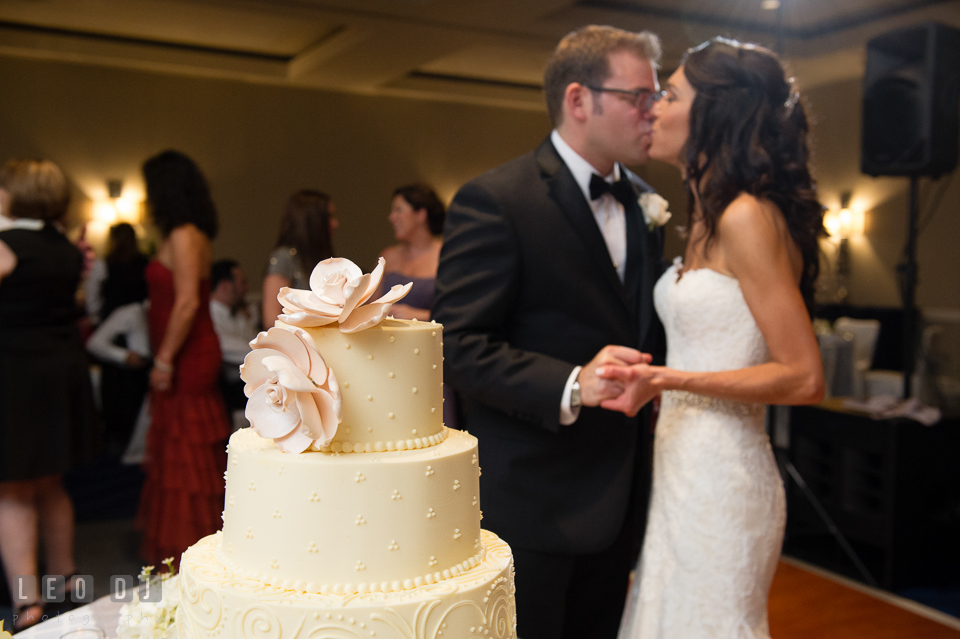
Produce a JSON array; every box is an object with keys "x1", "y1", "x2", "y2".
[{"x1": 297, "y1": 318, "x2": 444, "y2": 450}]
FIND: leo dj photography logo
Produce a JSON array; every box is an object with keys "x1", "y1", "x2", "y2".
[{"x1": 14, "y1": 573, "x2": 171, "y2": 605}]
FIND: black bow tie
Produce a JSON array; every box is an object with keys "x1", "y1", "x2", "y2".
[{"x1": 589, "y1": 173, "x2": 634, "y2": 208}]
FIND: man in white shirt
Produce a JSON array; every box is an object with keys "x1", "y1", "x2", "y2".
[
  {"x1": 210, "y1": 259, "x2": 258, "y2": 413},
  {"x1": 433, "y1": 25, "x2": 666, "y2": 639}
]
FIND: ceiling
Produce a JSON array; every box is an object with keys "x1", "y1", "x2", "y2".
[{"x1": 1, "y1": 0, "x2": 958, "y2": 110}]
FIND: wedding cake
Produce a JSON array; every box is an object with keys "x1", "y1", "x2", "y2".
[{"x1": 177, "y1": 259, "x2": 517, "y2": 639}]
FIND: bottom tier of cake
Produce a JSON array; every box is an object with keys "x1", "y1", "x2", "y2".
[{"x1": 178, "y1": 531, "x2": 517, "y2": 639}]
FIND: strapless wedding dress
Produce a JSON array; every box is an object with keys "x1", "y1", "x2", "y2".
[{"x1": 618, "y1": 260, "x2": 785, "y2": 639}]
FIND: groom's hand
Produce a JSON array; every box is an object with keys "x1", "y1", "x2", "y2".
[{"x1": 579, "y1": 346, "x2": 651, "y2": 407}]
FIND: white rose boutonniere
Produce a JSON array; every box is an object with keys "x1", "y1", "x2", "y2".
[{"x1": 639, "y1": 193, "x2": 671, "y2": 231}]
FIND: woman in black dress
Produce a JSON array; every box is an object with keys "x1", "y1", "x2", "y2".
[{"x1": 0, "y1": 159, "x2": 97, "y2": 629}]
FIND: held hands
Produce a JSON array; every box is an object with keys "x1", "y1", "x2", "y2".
[
  {"x1": 595, "y1": 362, "x2": 663, "y2": 417},
  {"x1": 579, "y1": 346, "x2": 653, "y2": 407}
]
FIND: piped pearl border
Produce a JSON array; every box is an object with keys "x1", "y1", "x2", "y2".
[
  {"x1": 320, "y1": 427, "x2": 449, "y2": 454},
  {"x1": 214, "y1": 531, "x2": 486, "y2": 596}
]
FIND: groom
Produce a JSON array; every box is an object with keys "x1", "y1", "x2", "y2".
[{"x1": 433, "y1": 25, "x2": 667, "y2": 639}]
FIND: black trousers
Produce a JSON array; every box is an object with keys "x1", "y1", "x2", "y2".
[{"x1": 511, "y1": 516, "x2": 638, "y2": 639}]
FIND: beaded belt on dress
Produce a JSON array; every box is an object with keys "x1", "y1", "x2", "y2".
[{"x1": 662, "y1": 390, "x2": 766, "y2": 418}]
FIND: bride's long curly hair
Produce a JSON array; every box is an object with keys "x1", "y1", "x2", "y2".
[{"x1": 681, "y1": 38, "x2": 826, "y2": 312}]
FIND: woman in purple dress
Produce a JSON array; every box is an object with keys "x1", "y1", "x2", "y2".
[{"x1": 378, "y1": 184, "x2": 445, "y2": 320}]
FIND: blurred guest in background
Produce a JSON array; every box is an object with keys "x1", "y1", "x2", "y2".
[
  {"x1": 85, "y1": 222, "x2": 148, "y2": 325},
  {"x1": 86, "y1": 297, "x2": 151, "y2": 459},
  {"x1": 137, "y1": 150, "x2": 228, "y2": 566},
  {"x1": 261, "y1": 190, "x2": 336, "y2": 328},
  {"x1": 378, "y1": 183, "x2": 445, "y2": 321},
  {"x1": 209, "y1": 258, "x2": 257, "y2": 418},
  {"x1": 88, "y1": 222, "x2": 150, "y2": 455},
  {"x1": 0, "y1": 159, "x2": 97, "y2": 629}
]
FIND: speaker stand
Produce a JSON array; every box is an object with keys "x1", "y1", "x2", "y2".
[
  {"x1": 775, "y1": 449, "x2": 879, "y2": 586},
  {"x1": 900, "y1": 176, "x2": 920, "y2": 398}
]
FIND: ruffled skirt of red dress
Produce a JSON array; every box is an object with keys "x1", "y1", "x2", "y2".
[{"x1": 136, "y1": 387, "x2": 228, "y2": 566}]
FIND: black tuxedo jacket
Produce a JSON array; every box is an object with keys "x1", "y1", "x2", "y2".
[{"x1": 433, "y1": 137, "x2": 667, "y2": 554}]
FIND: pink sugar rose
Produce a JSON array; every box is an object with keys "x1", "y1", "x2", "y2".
[
  {"x1": 277, "y1": 257, "x2": 412, "y2": 332},
  {"x1": 240, "y1": 326, "x2": 341, "y2": 453}
]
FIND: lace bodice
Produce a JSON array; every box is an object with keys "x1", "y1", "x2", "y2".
[{"x1": 656, "y1": 260, "x2": 770, "y2": 373}]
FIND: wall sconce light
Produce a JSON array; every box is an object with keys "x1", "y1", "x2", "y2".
[
  {"x1": 822, "y1": 192, "x2": 869, "y2": 303},
  {"x1": 91, "y1": 179, "x2": 142, "y2": 226},
  {"x1": 824, "y1": 191, "x2": 866, "y2": 240}
]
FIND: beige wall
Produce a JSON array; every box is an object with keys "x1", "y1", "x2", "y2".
[
  {"x1": 0, "y1": 55, "x2": 552, "y2": 287},
  {"x1": 2, "y1": 56, "x2": 956, "y2": 318},
  {"x1": 803, "y1": 77, "x2": 960, "y2": 313}
]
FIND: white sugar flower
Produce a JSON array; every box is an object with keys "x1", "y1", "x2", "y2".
[
  {"x1": 639, "y1": 193, "x2": 671, "y2": 230},
  {"x1": 278, "y1": 257, "x2": 412, "y2": 332},
  {"x1": 241, "y1": 326, "x2": 342, "y2": 453}
]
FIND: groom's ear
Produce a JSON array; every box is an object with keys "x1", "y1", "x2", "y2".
[{"x1": 563, "y1": 83, "x2": 591, "y2": 125}]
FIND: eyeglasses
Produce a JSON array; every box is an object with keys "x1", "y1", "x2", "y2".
[{"x1": 584, "y1": 86, "x2": 666, "y2": 112}]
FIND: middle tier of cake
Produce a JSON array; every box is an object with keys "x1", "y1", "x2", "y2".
[{"x1": 221, "y1": 427, "x2": 482, "y2": 594}]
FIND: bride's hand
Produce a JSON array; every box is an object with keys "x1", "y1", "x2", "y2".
[
  {"x1": 579, "y1": 346, "x2": 651, "y2": 407},
  {"x1": 596, "y1": 364, "x2": 661, "y2": 417}
]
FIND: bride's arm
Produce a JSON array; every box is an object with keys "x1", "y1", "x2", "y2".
[{"x1": 599, "y1": 196, "x2": 824, "y2": 416}]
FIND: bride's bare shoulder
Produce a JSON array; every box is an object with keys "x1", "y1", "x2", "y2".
[{"x1": 718, "y1": 193, "x2": 801, "y2": 279}]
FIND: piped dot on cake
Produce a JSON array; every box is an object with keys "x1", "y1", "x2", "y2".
[
  {"x1": 343, "y1": 382, "x2": 350, "y2": 389},
  {"x1": 389, "y1": 336, "x2": 396, "y2": 343},
  {"x1": 367, "y1": 395, "x2": 373, "y2": 401},
  {"x1": 355, "y1": 472, "x2": 365, "y2": 482},
  {"x1": 454, "y1": 528, "x2": 462, "y2": 540},
  {"x1": 453, "y1": 480, "x2": 461, "y2": 490},
  {"x1": 426, "y1": 508, "x2": 436, "y2": 519},
  {"x1": 388, "y1": 372, "x2": 395, "y2": 378},
  {"x1": 355, "y1": 515, "x2": 366, "y2": 525},
  {"x1": 388, "y1": 540, "x2": 399, "y2": 551},
  {"x1": 388, "y1": 413, "x2": 395, "y2": 419},
  {"x1": 368, "y1": 355, "x2": 374, "y2": 360},
  {"x1": 414, "y1": 349, "x2": 420, "y2": 355},
  {"x1": 345, "y1": 344, "x2": 351, "y2": 349},
  {"x1": 412, "y1": 387, "x2": 418, "y2": 394}
]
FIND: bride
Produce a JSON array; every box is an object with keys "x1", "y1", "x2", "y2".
[{"x1": 601, "y1": 38, "x2": 826, "y2": 638}]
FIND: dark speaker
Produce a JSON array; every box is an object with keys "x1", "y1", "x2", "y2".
[{"x1": 862, "y1": 22, "x2": 960, "y2": 178}]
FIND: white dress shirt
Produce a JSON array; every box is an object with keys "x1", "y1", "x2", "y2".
[
  {"x1": 549, "y1": 130, "x2": 629, "y2": 425},
  {"x1": 210, "y1": 299, "x2": 259, "y2": 366},
  {"x1": 86, "y1": 301, "x2": 150, "y2": 365}
]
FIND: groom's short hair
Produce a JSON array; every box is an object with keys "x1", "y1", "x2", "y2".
[{"x1": 544, "y1": 25, "x2": 661, "y2": 127}]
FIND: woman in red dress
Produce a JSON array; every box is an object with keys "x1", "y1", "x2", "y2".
[{"x1": 137, "y1": 150, "x2": 229, "y2": 565}]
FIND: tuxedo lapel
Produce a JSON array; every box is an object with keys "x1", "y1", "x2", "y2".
[{"x1": 536, "y1": 140, "x2": 632, "y2": 315}]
